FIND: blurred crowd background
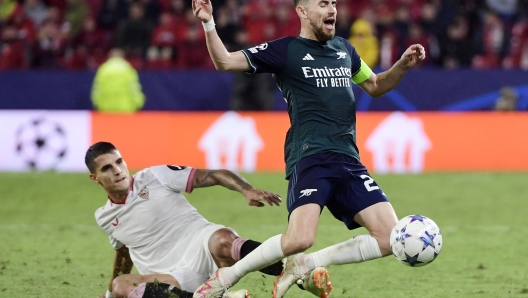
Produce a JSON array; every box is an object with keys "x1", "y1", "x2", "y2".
[{"x1": 2, "y1": 0, "x2": 528, "y2": 70}]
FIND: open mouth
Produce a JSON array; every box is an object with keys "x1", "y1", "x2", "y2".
[
  {"x1": 116, "y1": 177, "x2": 126, "y2": 183},
  {"x1": 324, "y1": 18, "x2": 335, "y2": 30}
]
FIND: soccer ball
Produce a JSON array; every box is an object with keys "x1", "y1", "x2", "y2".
[
  {"x1": 15, "y1": 118, "x2": 68, "y2": 171},
  {"x1": 389, "y1": 214, "x2": 442, "y2": 267}
]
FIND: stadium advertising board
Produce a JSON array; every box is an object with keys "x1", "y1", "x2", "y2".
[
  {"x1": 91, "y1": 111, "x2": 528, "y2": 173},
  {"x1": 1, "y1": 111, "x2": 526, "y2": 173}
]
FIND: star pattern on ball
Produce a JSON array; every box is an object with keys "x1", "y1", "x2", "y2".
[
  {"x1": 409, "y1": 214, "x2": 426, "y2": 223},
  {"x1": 396, "y1": 232, "x2": 411, "y2": 244},
  {"x1": 422, "y1": 230, "x2": 436, "y2": 247},
  {"x1": 404, "y1": 252, "x2": 424, "y2": 267}
]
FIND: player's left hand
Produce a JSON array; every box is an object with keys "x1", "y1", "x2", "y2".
[
  {"x1": 244, "y1": 189, "x2": 282, "y2": 207},
  {"x1": 192, "y1": 0, "x2": 213, "y2": 23},
  {"x1": 400, "y1": 44, "x2": 425, "y2": 69}
]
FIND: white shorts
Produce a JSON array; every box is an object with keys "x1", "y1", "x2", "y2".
[{"x1": 169, "y1": 224, "x2": 237, "y2": 292}]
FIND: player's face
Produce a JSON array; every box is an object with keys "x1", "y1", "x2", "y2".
[
  {"x1": 90, "y1": 150, "x2": 131, "y2": 194},
  {"x1": 306, "y1": 0, "x2": 336, "y2": 41}
]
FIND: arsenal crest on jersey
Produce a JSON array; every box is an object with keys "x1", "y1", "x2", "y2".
[{"x1": 138, "y1": 186, "x2": 149, "y2": 200}]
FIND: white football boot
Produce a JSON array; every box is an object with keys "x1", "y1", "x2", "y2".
[
  {"x1": 272, "y1": 253, "x2": 333, "y2": 298},
  {"x1": 222, "y1": 289, "x2": 250, "y2": 298},
  {"x1": 194, "y1": 268, "x2": 245, "y2": 298}
]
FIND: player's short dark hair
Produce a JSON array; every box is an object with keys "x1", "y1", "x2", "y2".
[
  {"x1": 85, "y1": 142, "x2": 117, "y2": 173},
  {"x1": 293, "y1": 0, "x2": 309, "y2": 7}
]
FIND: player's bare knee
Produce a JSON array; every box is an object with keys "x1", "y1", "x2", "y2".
[
  {"x1": 111, "y1": 276, "x2": 132, "y2": 298},
  {"x1": 111, "y1": 276, "x2": 121, "y2": 292},
  {"x1": 296, "y1": 238, "x2": 314, "y2": 252},
  {"x1": 283, "y1": 233, "x2": 314, "y2": 254},
  {"x1": 209, "y1": 229, "x2": 236, "y2": 259}
]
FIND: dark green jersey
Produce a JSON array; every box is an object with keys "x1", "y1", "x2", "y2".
[{"x1": 242, "y1": 36, "x2": 366, "y2": 178}]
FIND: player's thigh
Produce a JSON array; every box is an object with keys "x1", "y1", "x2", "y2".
[
  {"x1": 326, "y1": 164, "x2": 390, "y2": 231},
  {"x1": 112, "y1": 273, "x2": 180, "y2": 297},
  {"x1": 286, "y1": 152, "x2": 344, "y2": 218},
  {"x1": 284, "y1": 154, "x2": 340, "y2": 253},
  {"x1": 176, "y1": 224, "x2": 231, "y2": 284},
  {"x1": 354, "y1": 202, "x2": 398, "y2": 254},
  {"x1": 282, "y1": 203, "x2": 322, "y2": 254}
]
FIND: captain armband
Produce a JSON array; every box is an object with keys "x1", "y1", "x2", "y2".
[{"x1": 351, "y1": 59, "x2": 373, "y2": 85}]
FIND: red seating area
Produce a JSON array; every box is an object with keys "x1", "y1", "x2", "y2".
[{"x1": 2, "y1": 0, "x2": 528, "y2": 70}]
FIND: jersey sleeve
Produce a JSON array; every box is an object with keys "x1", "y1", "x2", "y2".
[
  {"x1": 148, "y1": 165, "x2": 197, "y2": 193},
  {"x1": 109, "y1": 235, "x2": 124, "y2": 250},
  {"x1": 94, "y1": 207, "x2": 125, "y2": 249},
  {"x1": 340, "y1": 37, "x2": 373, "y2": 85},
  {"x1": 241, "y1": 37, "x2": 293, "y2": 74}
]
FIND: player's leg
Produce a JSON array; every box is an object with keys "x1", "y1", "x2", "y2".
[
  {"x1": 193, "y1": 223, "x2": 291, "y2": 296},
  {"x1": 193, "y1": 212, "x2": 318, "y2": 298},
  {"x1": 307, "y1": 203, "x2": 396, "y2": 270},
  {"x1": 182, "y1": 226, "x2": 251, "y2": 298},
  {"x1": 207, "y1": 228, "x2": 283, "y2": 275},
  {"x1": 275, "y1": 154, "x2": 396, "y2": 297},
  {"x1": 272, "y1": 204, "x2": 329, "y2": 298},
  {"x1": 273, "y1": 153, "x2": 341, "y2": 298},
  {"x1": 354, "y1": 202, "x2": 398, "y2": 256},
  {"x1": 112, "y1": 273, "x2": 192, "y2": 298},
  {"x1": 304, "y1": 158, "x2": 397, "y2": 269},
  {"x1": 232, "y1": 158, "x2": 332, "y2": 283},
  {"x1": 194, "y1": 154, "x2": 334, "y2": 298},
  {"x1": 281, "y1": 204, "x2": 322, "y2": 254}
]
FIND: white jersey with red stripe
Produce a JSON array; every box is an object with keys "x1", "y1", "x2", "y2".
[{"x1": 95, "y1": 165, "x2": 214, "y2": 275}]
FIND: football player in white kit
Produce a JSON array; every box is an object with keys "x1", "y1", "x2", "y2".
[{"x1": 86, "y1": 142, "x2": 283, "y2": 298}]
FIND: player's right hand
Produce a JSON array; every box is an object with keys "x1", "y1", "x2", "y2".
[
  {"x1": 244, "y1": 189, "x2": 282, "y2": 207},
  {"x1": 192, "y1": 0, "x2": 213, "y2": 23}
]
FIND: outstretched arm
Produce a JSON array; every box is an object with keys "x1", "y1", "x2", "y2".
[
  {"x1": 192, "y1": 0, "x2": 250, "y2": 71},
  {"x1": 358, "y1": 44, "x2": 425, "y2": 97},
  {"x1": 192, "y1": 169, "x2": 282, "y2": 207}
]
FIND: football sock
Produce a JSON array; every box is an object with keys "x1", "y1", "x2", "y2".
[
  {"x1": 230, "y1": 237, "x2": 247, "y2": 261},
  {"x1": 223, "y1": 234, "x2": 285, "y2": 285},
  {"x1": 127, "y1": 282, "x2": 193, "y2": 298},
  {"x1": 309, "y1": 235, "x2": 382, "y2": 268},
  {"x1": 239, "y1": 239, "x2": 284, "y2": 276}
]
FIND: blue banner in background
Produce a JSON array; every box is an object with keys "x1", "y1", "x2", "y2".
[{"x1": 1, "y1": 69, "x2": 527, "y2": 111}]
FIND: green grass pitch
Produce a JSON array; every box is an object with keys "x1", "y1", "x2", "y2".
[{"x1": 1, "y1": 172, "x2": 527, "y2": 297}]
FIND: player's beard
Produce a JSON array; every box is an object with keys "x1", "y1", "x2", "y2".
[{"x1": 309, "y1": 18, "x2": 335, "y2": 42}]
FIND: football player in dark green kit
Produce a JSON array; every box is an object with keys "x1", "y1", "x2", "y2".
[{"x1": 192, "y1": 0, "x2": 425, "y2": 297}]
